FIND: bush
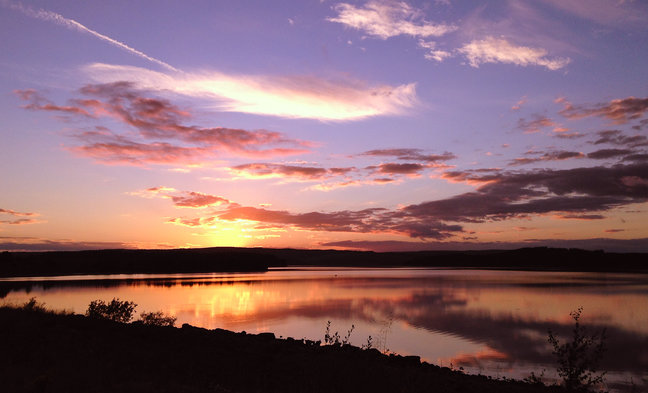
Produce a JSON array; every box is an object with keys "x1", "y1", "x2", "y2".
[
  {"x1": 86, "y1": 298, "x2": 137, "y2": 323},
  {"x1": 323, "y1": 321, "x2": 355, "y2": 346},
  {"x1": 548, "y1": 307, "x2": 607, "y2": 392},
  {"x1": 140, "y1": 311, "x2": 177, "y2": 327},
  {"x1": 22, "y1": 297, "x2": 47, "y2": 312}
]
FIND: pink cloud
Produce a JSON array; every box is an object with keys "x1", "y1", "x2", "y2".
[
  {"x1": 458, "y1": 37, "x2": 570, "y2": 71},
  {"x1": 129, "y1": 187, "x2": 232, "y2": 208},
  {"x1": 0, "y1": 208, "x2": 41, "y2": 225},
  {"x1": 231, "y1": 163, "x2": 331, "y2": 180},
  {"x1": 16, "y1": 84, "x2": 312, "y2": 167},
  {"x1": 558, "y1": 96, "x2": 648, "y2": 124},
  {"x1": 517, "y1": 115, "x2": 556, "y2": 133}
]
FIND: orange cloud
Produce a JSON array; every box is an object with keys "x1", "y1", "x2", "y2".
[{"x1": 0, "y1": 208, "x2": 42, "y2": 225}]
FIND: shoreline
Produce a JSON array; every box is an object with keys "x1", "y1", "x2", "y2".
[
  {"x1": 0, "y1": 305, "x2": 559, "y2": 393},
  {"x1": 1, "y1": 246, "x2": 646, "y2": 278}
]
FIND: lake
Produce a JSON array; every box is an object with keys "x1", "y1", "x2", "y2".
[{"x1": 1, "y1": 268, "x2": 647, "y2": 392}]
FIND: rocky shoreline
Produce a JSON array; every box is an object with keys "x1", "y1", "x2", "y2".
[{"x1": 0, "y1": 305, "x2": 559, "y2": 393}]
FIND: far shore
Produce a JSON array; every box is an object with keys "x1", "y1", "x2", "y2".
[{"x1": 1, "y1": 246, "x2": 647, "y2": 279}]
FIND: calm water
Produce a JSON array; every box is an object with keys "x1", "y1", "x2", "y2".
[{"x1": 2, "y1": 268, "x2": 647, "y2": 392}]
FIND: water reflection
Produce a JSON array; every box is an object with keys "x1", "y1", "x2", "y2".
[{"x1": 2, "y1": 268, "x2": 647, "y2": 391}]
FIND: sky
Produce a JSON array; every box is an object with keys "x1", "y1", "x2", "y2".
[{"x1": 1, "y1": 0, "x2": 647, "y2": 252}]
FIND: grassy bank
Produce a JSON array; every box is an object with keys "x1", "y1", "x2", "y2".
[{"x1": 0, "y1": 304, "x2": 559, "y2": 393}]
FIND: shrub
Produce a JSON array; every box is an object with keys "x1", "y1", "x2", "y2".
[
  {"x1": 22, "y1": 297, "x2": 47, "y2": 312},
  {"x1": 323, "y1": 321, "x2": 355, "y2": 346},
  {"x1": 140, "y1": 311, "x2": 177, "y2": 327},
  {"x1": 86, "y1": 298, "x2": 137, "y2": 323},
  {"x1": 548, "y1": 307, "x2": 607, "y2": 392}
]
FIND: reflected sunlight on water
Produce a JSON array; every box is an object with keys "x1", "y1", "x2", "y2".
[{"x1": 2, "y1": 268, "x2": 647, "y2": 392}]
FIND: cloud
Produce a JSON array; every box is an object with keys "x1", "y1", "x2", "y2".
[
  {"x1": 0, "y1": 208, "x2": 37, "y2": 217},
  {"x1": 322, "y1": 237, "x2": 648, "y2": 253},
  {"x1": 539, "y1": 0, "x2": 648, "y2": 27},
  {"x1": 327, "y1": 1, "x2": 456, "y2": 39},
  {"x1": 14, "y1": 89, "x2": 93, "y2": 117},
  {"x1": 604, "y1": 229, "x2": 624, "y2": 233},
  {"x1": 372, "y1": 162, "x2": 425, "y2": 175},
  {"x1": 231, "y1": 163, "x2": 332, "y2": 181},
  {"x1": 587, "y1": 149, "x2": 635, "y2": 160},
  {"x1": 129, "y1": 187, "x2": 231, "y2": 208},
  {"x1": 554, "y1": 214, "x2": 606, "y2": 220},
  {"x1": 16, "y1": 84, "x2": 311, "y2": 166},
  {"x1": 511, "y1": 96, "x2": 527, "y2": 111},
  {"x1": 554, "y1": 131, "x2": 585, "y2": 139},
  {"x1": 228, "y1": 149, "x2": 455, "y2": 184},
  {"x1": 417, "y1": 40, "x2": 452, "y2": 62},
  {"x1": 403, "y1": 163, "x2": 648, "y2": 223},
  {"x1": 591, "y1": 130, "x2": 648, "y2": 148},
  {"x1": 458, "y1": 37, "x2": 570, "y2": 70},
  {"x1": 83, "y1": 63, "x2": 418, "y2": 121},
  {"x1": 3, "y1": 1, "x2": 178, "y2": 72},
  {"x1": 623, "y1": 153, "x2": 648, "y2": 163},
  {"x1": 558, "y1": 96, "x2": 648, "y2": 124},
  {"x1": 0, "y1": 218, "x2": 42, "y2": 225},
  {"x1": 509, "y1": 150, "x2": 584, "y2": 166},
  {"x1": 0, "y1": 237, "x2": 132, "y2": 251},
  {"x1": 517, "y1": 115, "x2": 556, "y2": 133},
  {"x1": 0, "y1": 208, "x2": 41, "y2": 225},
  {"x1": 147, "y1": 163, "x2": 648, "y2": 241},
  {"x1": 360, "y1": 148, "x2": 456, "y2": 163}
]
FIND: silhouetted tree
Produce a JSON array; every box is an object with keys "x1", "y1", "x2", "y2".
[
  {"x1": 548, "y1": 307, "x2": 606, "y2": 392},
  {"x1": 140, "y1": 311, "x2": 177, "y2": 327},
  {"x1": 86, "y1": 298, "x2": 137, "y2": 323}
]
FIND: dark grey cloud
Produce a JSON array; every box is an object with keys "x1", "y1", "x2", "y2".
[
  {"x1": 509, "y1": 150, "x2": 584, "y2": 166},
  {"x1": 592, "y1": 130, "x2": 648, "y2": 148},
  {"x1": 402, "y1": 163, "x2": 648, "y2": 223},
  {"x1": 559, "y1": 96, "x2": 648, "y2": 124},
  {"x1": 360, "y1": 149, "x2": 456, "y2": 163},
  {"x1": 372, "y1": 163, "x2": 426, "y2": 175},
  {"x1": 163, "y1": 163, "x2": 648, "y2": 241},
  {"x1": 587, "y1": 149, "x2": 635, "y2": 160},
  {"x1": 322, "y1": 237, "x2": 648, "y2": 253}
]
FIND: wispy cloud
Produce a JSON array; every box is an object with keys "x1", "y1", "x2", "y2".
[
  {"x1": 539, "y1": 0, "x2": 648, "y2": 27},
  {"x1": 83, "y1": 63, "x2": 418, "y2": 121},
  {"x1": 509, "y1": 150, "x2": 584, "y2": 166},
  {"x1": 458, "y1": 37, "x2": 570, "y2": 70},
  {"x1": 0, "y1": 208, "x2": 42, "y2": 225},
  {"x1": 517, "y1": 115, "x2": 556, "y2": 133},
  {"x1": 360, "y1": 148, "x2": 456, "y2": 164},
  {"x1": 370, "y1": 162, "x2": 426, "y2": 176},
  {"x1": 558, "y1": 96, "x2": 648, "y2": 124},
  {"x1": 511, "y1": 96, "x2": 527, "y2": 111},
  {"x1": 327, "y1": 1, "x2": 456, "y2": 39},
  {"x1": 16, "y1": 84, "x2": 311, "y2": 166},
  {"x1": 129, "y1": 187, "x2": 232, "y2": 208},
  {"x1": 592, "y1": 130, "x2": 648, "y2": 148},
  {"x1": 2, "y1": 1, "x2": 178, "y2": 72},
  {"x1": 0, "y1": 237, "x2": 132, "y2": 251},
  {"x1": 139, "y1": 163, "x2": 648, "y2": 241},
  {"x1": 231, "y1": 163, "x2": 337, "y2": 181}
]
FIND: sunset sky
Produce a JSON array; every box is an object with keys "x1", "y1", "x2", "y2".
[{"x1": 1, "y1": 0, "x2": 647, "y2": 252}]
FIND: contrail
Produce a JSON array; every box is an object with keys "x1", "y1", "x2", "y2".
[{"x1": 3, "y1": 1, "x2": 180, "y2": 72}]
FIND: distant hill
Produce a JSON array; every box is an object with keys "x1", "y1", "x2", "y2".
[{"x1": 0, "y1": 246, "x2": 646, "y2": 278}]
